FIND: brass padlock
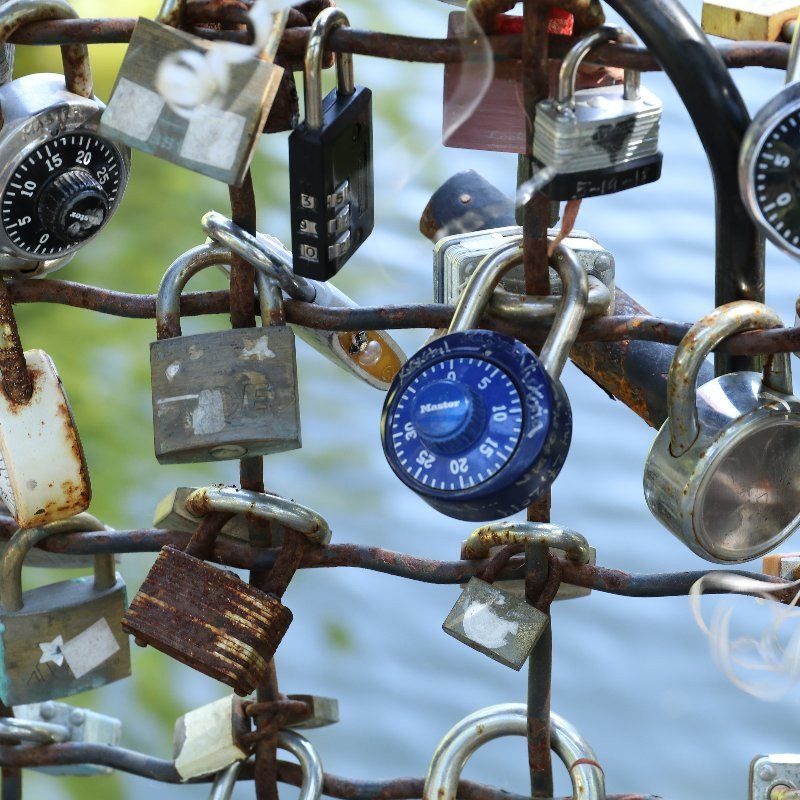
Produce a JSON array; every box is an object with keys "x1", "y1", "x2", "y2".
[
  {"x1": 123, "y1": 486, "x2": 331, "y2": 696},
  {"x1": 100, "y1": 0, "x2": 285, "y2": 185},
  {"x1": 0, "y1": 525, "x2": 130, "y2": 704},
  {"x1": 150, "y1": 245, "x2": 301, "y2": 463}
]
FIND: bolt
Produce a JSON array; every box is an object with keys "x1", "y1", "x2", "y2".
[
  {"x1": 39, "y1": 701, "x2": 56, "y2": 720},
  {"x1": 69, "y1": 709, "x2": 85, "y2": 726},
  {"x1": 211, "y1": 445, "x2": 248, "y2": 459},
  {"x1": 459, "y1": 193, "x2": 472, "y2": 205},
  {"x1": 593, "y1": 253, "x2": 613, "y2": 273},
  {"x1": 758, "y1": 762, "x2": 777, "y2": 781}
]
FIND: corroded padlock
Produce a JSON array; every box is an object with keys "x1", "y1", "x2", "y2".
[
  {"x1": 644, "y1": 301, "x2": 800, "y2": 563},
  {"x1": 150, "y1": 246, "x2": 301, "y2": 463},
  {"x1": 0, "y1": 298, "x2": 90, "y2": 528},
  {"x1": 382, "y1": 240, "x2": 587, "y2": 520},
  {"x1": 0, "y1": 525, "x2": 130, "y2": 704},
  {"x1": 0, "y1": 1, "x2": 130, "y2": 277},
  {"x1": 12, "y1": 701, "x2": 121, "y2": 776},
  {"x1": 123, "y1": 486, "x2": 331, "y2": 696},
  {"x1": 533, "y1": 25, "x2": 662, "y2": 200},
  {"x1": 100, "y1": 0, "x2": 285, "y2": 185}
]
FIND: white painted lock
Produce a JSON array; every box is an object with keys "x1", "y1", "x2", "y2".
[{"x1": 0, "y1": 349, "x2": 90, "y2": 528}]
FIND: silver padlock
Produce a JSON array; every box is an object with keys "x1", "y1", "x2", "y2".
[
  {"x1": 153, "y1": 486, "x2": 251, "y2": 543},
  {"x1": 433, "y1": 225, "x2": 615, "y2": 316},
  {"x1": 12, "y1": 701, "x2": 121, "y2": 776},
  {"x1": 100, "y1": 0, "x2": 285, "y2": 186},
  {"x1": 202, "y1": 211, "x2": 408, "y2": 391},
  {"x1": 460, "y1": 521, "x2": 594, "y2": 601},
  {"x1": 533, "y1": 25, "x2": 662, "y2": 200},
  {"x1": 644, "y1": 301, "x2": 800, "y2": 563},
  {"x1": 0, "y1": 1, "x2": 130, "y2": 277},
  {"x1": 422, "y1": 703, "x2": 605, "y2": 800},
  {"x1": 0, "y1": 349, "x2": 90, "y2": 528},
  {"x1": 150, "y1": 246, "x2": 301, "y2": 463},
  {"x1": 750, "y1": 755, "x2": 800, "y2": 800}
]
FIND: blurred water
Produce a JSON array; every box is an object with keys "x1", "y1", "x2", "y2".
[{"x1": 15, "y1": 0, "x2": 800, "y2": 798}]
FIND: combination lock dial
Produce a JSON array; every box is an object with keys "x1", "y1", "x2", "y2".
[
  {"x1": 2, "y1": 132, "x2": 124, "y2": 258},
  {"x1": 381, "y1": 330, "x2": 572, "y2": 522}
]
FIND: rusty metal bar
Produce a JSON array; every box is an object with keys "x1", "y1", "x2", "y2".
[
  {"x1": 0, "y1": 17, "x2": 789, "y2": 71},
  {"x1": 0, "y1": 280, "x2": 31, "y2": 405}
]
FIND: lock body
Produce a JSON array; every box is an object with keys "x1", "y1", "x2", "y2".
[
  {"x1": 0, "y1": 349, "x2": 90, "y2": 528},
  {"x1": 288, "y1": 86, "x2": 374, "y2": 280},
  {"x1": 100, "y1": 17, "x2": 282, "y2": 186},
  {"x1": 13, "y1": 701, "x2": 121, "y2": 776},
  {"x1": 150, "y1": 326, "x2": 301, "y2": 463},
  {"x1": 381, "y1": 330, "x2": 571, "y2": 521},
  {"x1": 122, "y1": 545, "x2": 292, "y2": 696},
  {"x1": 0, "y1": 74, "x2": 129, "y2": 270},
  {"x1": 0, "y1": 573, "x2": 129, "y2": 704}
]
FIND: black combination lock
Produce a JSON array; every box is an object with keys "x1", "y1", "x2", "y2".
[{"x1": 288, "y1": 8, "x2": 373, "y2": 281}]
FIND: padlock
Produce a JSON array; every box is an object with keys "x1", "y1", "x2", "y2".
[
  {"x1": 443, "y1": 577, "x2": 549, "y2": 669},
  {"x1": 643, "y1": 301, "x2": 800, "y2": 563},
  {"x1": 381, "y1": 240, "x2": 587, "y2": 521},
  {"x1": 202, "y1": 211, "x2": 406, "y2": 390},
  {"x1": 423, "y1": 704, "x2": 604, "y2": 800},
  {"x1": 0, "y1": 348, "x2": 90, "y2": 528},
  {"x1": 100, "y1": 0, "x2": 285, "y2": 186},
  {"x1": 173, "y1": 694, "x2": 251, "y2": 780},
  {"x1": 12, "y1": 700, "x2": 121, "y2": 776},
  {"x1": 123, "y1": 486, "x2": 331, "y2": 696},
  {"x1": 763, "y1": 551, "x2": 800, "y2": 580},
  {"x1": 154, "y1": 486, "x2": 251, "y2": 543},
  {"x1": 0, "y1": 524, "x2": 130, "y2": 704},
  {"x1": 288, "y1": 7, "x2": 374, "y2": 281},
  {"x1": 703, "y1": 0, "x2": 800, "y2": 41},
  {"x1": 0, "y1": 512, "x2": 108, "y2": 569},
  {"x1": 750, "y1": 755, "x2": 800, "y2": 800},
  {"x1": 433, "y1": 224, "x2": 614, "y2": 315},
  {"x1": 150, "y1": 245, "x2": 301, "y2": 464},
  {"x1": 284, "y1": 694, "x2": 339, "y2": 729},
  {"x1": 0, "y1": 1, "x2": 130, "y2": 276},
  {"x1": 532, "y1": 25, "x2": 663, "y2": 200},
  {"x1": 739, "y1": 23, "x2": 800, "y2": 259},
  {"x1": 459, "y1": 521, "x2": 594, "y2": 601}
]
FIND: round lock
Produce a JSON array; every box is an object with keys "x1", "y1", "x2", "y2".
[{"x1": 381, "y1": 329, "x2": 572, "y2": 522}]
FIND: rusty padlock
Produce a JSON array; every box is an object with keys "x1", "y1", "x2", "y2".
[{"x1": 122, "y1": 486, "x2": 331, "y2": 696}]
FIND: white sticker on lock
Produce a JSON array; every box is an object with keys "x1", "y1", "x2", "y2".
[{"x1": 0, "y1": 349, "x2": 90, "y2": 528}]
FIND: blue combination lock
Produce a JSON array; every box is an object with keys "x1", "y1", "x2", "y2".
[{"x1": 381, "y1": 240, "x2": 588, "y2": 521}]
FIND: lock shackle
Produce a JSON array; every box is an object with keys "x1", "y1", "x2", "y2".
[
  {"x1": 556, "y1": 25, "x2": 639, "y2": 110},
  {"x1": 256, "y1": 268, "x2": 284, "y2": 327},
  {"x1": 0, "y1": 716, "x2": 70, "y2": 744},
  {"x1": 156, "y1": 0, "x2": 185, "y2": 28},
  {"x1": 185, "y1": 486, "x2": 332, "y2": 546},
  {"x1": 462, "y1": 521, "x2": 591, "y2": 563},
  {"x1": 202, "y1": 211, "x2": 316, "y2": 304},
  {"x1": 788, "y1": 11, "x2": 800, "y2": 85},
  {"x1": 448, "y1": 241, "x2": 588, "y2": 379},
  {"x1": 304, "y1": 7, "x2": 355, "y2": 130},
  {"x1": 668, "y1": 301, "x2": 790, "y2": 457},
  {"x1": 0, "y1": 513, "x2": 115, "y2": 612},
  {"x1": 422, "y1": 703, "x2": 605, "y2": 800},
  {"x1": 277, "y1": 729, "x2": 324, "y2": 800},
  {"x1": 0, "y1": 0, "x2": 92, "y2": 98},
  {"x1": 208, "y1": 761, "x2": 242, "y2": 800}
]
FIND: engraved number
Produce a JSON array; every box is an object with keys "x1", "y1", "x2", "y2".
[
  {"x1": 416, "y1": 450, "x2": 435, "y2": 468},
  {"x1": 449, "y1": 457, "x2": 468, "y2": 474},
  {"x1": 76, "y1": 150, "x2": 92, "y2": 166},
  {"x1": 403, "y1": 421, "x2": 417, "y2": 441}
]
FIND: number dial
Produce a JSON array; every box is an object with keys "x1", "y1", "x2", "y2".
[
  {"x1": 740, "y1": 87, "x2": 800, "y2": 258},
  {"x1": 1, "y1": 131, "x2": 126, "y2": 258},
  {"x1": 381, "y1": 330, "x2": 573, "y2": 522}
]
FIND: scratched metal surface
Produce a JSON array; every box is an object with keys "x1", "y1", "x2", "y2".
[{"x1": 14, "y1": 0, "x2": 800, "y2": 797}]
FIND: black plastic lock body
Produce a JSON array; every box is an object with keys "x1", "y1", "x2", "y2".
[
  {"x1": 536, "y1": 152, "x2": 663, "y2": 201},
  {"x1": 289, "y1": 86, "x2": 374, "y2": 281}
]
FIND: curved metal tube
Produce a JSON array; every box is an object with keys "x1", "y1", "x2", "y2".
[
  {"x1": 605, "y1": 0, "x2": 764, "y2": 376},
  {"x1": 0, "y1": 717, "x2": 70, "y2": 745},
  {"x1": 202, "y1": 211, "x2": 316, "y2": 303},
  {"x1": 462, "y1": 521, "x2": 591, "y2": 563},
  {"x1": 278, "y1": 729, "x2": 325, "y2": 800},
  {"x1": 1, "y1": 516, "x2": 116, "y2": 611},
  {"x1": 557, "y1": 26, "x2": 639, "y2": 108},
  {"x1": 422, "y1": 704, "x2": 605, "y2": 800},
  {"x1": 668, "y1": 301, "x2": 784, "y2": 456},
  {"x1": 304, "y1": 8, "x2": 354, "y2": 129},
  {"x1": 185, "y1": 486, "x2": 332, "y2": 545},
  {"x1": 209, "y1": 761, "x2": 242, "y2": 800},
  {"x1": 0, "y1": 0, "x2": 91, "y2": 97},
  {"x1": 539, "y1": 244, "x2": 589, "y2": 379},
  {"x1": 489, "y1": 276, "x2": 610, "y2": 323},
  {"x1": 788, "y1": 11, "x2": 800, "y2": 84}
]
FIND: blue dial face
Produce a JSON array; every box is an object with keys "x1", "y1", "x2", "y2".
[{"x1": 387, "y1": 356, "x2": 524, "y2": 492}]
